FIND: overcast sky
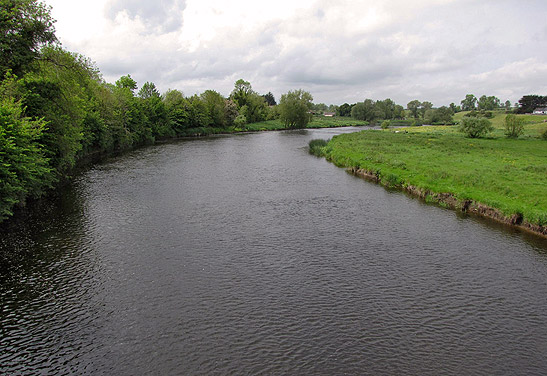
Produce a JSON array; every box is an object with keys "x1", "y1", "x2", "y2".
[{"x1": 44, "y1": 0, "x2": 547, "y2": 106}]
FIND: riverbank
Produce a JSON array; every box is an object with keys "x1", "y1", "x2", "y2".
[
  {"x1": 171, "y1": 116, "x2": 369, "y2": 137},
  {"x1": 315, "y1": 113, "x2": 547, "y2": 238}
]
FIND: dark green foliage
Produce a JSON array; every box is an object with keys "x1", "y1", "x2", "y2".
[
  {"x1": 517, "y1": 95, "x2": 547, "y2": 114},
  {"x1": 504, "y1": 114, "x2": 525, "y2": 138},
  {"x1": 0, "y1": 0, "x2": 57, "y2": 76},
  {"x1": 0, "y1": 97, "x2": 53, "y2": 220},
  {"x1": 459, "y1": 117, "x2": 494, "y2": 138},
  {"x1": 308, "y1": 138, "x2": 328, "y2": 156},
  {"x1": 262, "y1": 92, "x2": 276, "y2": 106},
  {"x1": 337, "y1": 103, "x2": 353, "y2": 117}
]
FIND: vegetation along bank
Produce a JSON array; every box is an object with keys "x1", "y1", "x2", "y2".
[{"x1": 310, "y1": 112, "x2": 547, "y2": 237}]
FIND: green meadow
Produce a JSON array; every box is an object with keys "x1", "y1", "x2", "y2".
[{"x1": 319, "y1": 112, "x2": 547, "y2": 226}]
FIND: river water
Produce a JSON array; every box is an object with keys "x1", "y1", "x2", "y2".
[{"x1": 1, "y1": 127, "x2": 546, "y2": 375}]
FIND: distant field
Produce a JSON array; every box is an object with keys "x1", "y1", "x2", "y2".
[{"x1": 320, "y1": 112, "x2": 547, "y2": 227}]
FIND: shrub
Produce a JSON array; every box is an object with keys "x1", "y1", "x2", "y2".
[
  {"x1": 504, "y1": 114, "x2": 525, "y2": 138},
  {"x1": 458, "y1": 117, "x2": 494, "y2": 138},
  {"x1": 308, "y1": 139, "x2": 328, "y2": 156},
  {"x1": 234, "y1": 114, "x2": 247, "y2": 127},
  {"x1": 381, "y1": 120, "x2": 390, "y2": 129}
]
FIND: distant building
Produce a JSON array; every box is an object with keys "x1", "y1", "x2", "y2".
[
  {"x1": 533, "y1": 107, "x2": 547, "y2": 114},
  {"x1": 324, "y1": 112, "x2": 336, "y2": 117}
]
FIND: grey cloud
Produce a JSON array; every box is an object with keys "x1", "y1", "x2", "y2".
[{"x1": 106, "y1": 0, "x2": 186, "y2": 33}]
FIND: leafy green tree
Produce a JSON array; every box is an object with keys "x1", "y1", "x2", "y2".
[
  {"x1": 163, "y1": 89, "x2": 189, "y2": 133},
  {"x1": 477, "y1": 95, "x2": 500, "y2": 111},
  {"x1": 459, "y1": 117, "x2": 493, "y2": 138},
  {"x1": 407, "y1": 100, "x2": 421, "y2": 119},
  {"x1": 420, "y1": 101, "x2": 433, "y2": 118},
  {"x1": 201, "y1": 89, "x2": 226, "y2": 127},
  {"x1": 116, "y1": 74, "x2": 137, "y2": 92},
  {"x1": 22, "y1": 46, "x2": 105, "y2": 173},
  {"x1": 504, "y1": 100, "x2": 512, "y2": 110},
  {"x1": 351, "y1": 99, "x2": 376, "y2": 122},
  {"x1": 138, "y1": 81, "x2": 160, "y2": 99},
  {"x1": 0, "y1": 0, "x2": 57, "y2": 76},
  {"x1": 230, "y1": 79, "x2": 252, "y2": 108},
  {"x1": 504, "y1": 114, "x2": 525, "y2": 138},
  {"x1": 279, "y1": 89, "x2": 313, "y2": 128},
  {"x1": 0, "y1": 97, "x2": 53, "y2": 220},
  {"x1": 460, "y1": 94, "x2": 477, "y2": 111},
  {"x1": 337, "y1": 103, "x2": 352, "y2": 117}
]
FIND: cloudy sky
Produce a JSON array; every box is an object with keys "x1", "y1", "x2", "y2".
[{"x1": 44, "y1": 0, "x2": 547, "y2": 106}]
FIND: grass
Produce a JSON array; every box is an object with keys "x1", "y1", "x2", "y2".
[{"x1": 322, "y1": 112, "x2": 547, "y2": 226}]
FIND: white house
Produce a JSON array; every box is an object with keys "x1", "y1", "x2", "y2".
[{"x1": 533, "y1": 107, "x2": 547, "y2": 114}]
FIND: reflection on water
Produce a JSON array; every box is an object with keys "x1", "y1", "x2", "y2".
[{"x1": 1, "y1": 127, "x2": 546, "y2": 375}]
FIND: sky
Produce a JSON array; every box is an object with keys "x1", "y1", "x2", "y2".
[{"x1": 43, "y1": 0, "x2": 547, "y2": 106}]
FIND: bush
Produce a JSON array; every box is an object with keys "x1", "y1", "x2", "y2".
[
  {"x1": 308, "y1": 138, "x2": 328, "y2": 156},
  {"x1": 381, "y1": 120, "x2": 390, "y2": 129},
  {"x1": 504, "y1": 114, "x2": 525, "y2": 138},
  {"x1": 458, "y1": 117, "x2": 493, "y2": 138},
  {"x1": 234, "y1": 114, "x2": 247, "y2": 127}
]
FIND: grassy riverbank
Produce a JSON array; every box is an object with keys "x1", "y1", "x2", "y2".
[{"x1": 316, "y1": 113, "x2": 547, "y2": 231}]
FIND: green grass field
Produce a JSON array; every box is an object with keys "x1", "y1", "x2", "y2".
[{"x1": 321, "y1": 112, "x2": 547, "y2": 226}]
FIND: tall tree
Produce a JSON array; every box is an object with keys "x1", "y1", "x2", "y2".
[
  {"x1": 279, "y1": 89, "x2": 313, "y2": 128},
  {"x1": 262, "y1": 92, "x2": 276, "y2": 106},
  {"x1": 0, "y1": 0, "x2": 57, "y2": 76},
  {"x1": 407, "y1": 100, "x2": 421, "y2": 119},
  {"x1": 460, "y1": 94, "x2": 477, "y2": 111}
]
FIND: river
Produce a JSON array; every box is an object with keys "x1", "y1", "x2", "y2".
[{"x1": 1, "y1": 127, "x2": 546, "y2": 375}]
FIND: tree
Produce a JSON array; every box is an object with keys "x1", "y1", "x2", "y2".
[
  {"x1": 230, "y1": 79, "x2": 252, "y2": 108},
  {"x1": 338, "y1": 103, "x2": 352, "y2": 117},
  {"x1": 516, "y1": 95, "x2": 547, "y2": 114},
  {"x1": 0, "y1": 97, "x2": 53, "y2": 220},
  {"x1": 407, "y1": 100, "x2": 421, "y2": 119},
  {"x1": 461, "y1": 94, "x2": 477, "y2": 111},
  {"x1": 163, "y1": 89, "x2": 189, "y2": 133},
  {"x1": 459, "y1": 117, "x2": 493, "y2": 138},
  {"x1": 504, "y1": 114, "x2": 525, "y2": 138},
  {"x1": 138, "y1": 81, "x2": 160, "y2": 99},
  {"x1": 200, "y1": 90, "x2": 226, "y2": 127},
  {"x1": 262, "y1": 92, "x2": 276, "y2": 106},
  {"x1": 116, "y1": 74, "x2": 137, "y2": 92},
  {"x1": 504, "y1": 100, "x2": 512, "y2": 110},
  {"x1": 477, "y1": 95, "x2": 500, "y2": 111},
  {"x1": 420, "y1": 101, "x2": 433, "y2": 118},
  {"x1": 0, "y1": 0, "x2": 57, "y2": 76},
  {"x1": 279, "y1": 89, "x2": 313, "y2": 128},
  {"x1": 351, "y1": 99, "x2": 377, "y2": 122}
]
